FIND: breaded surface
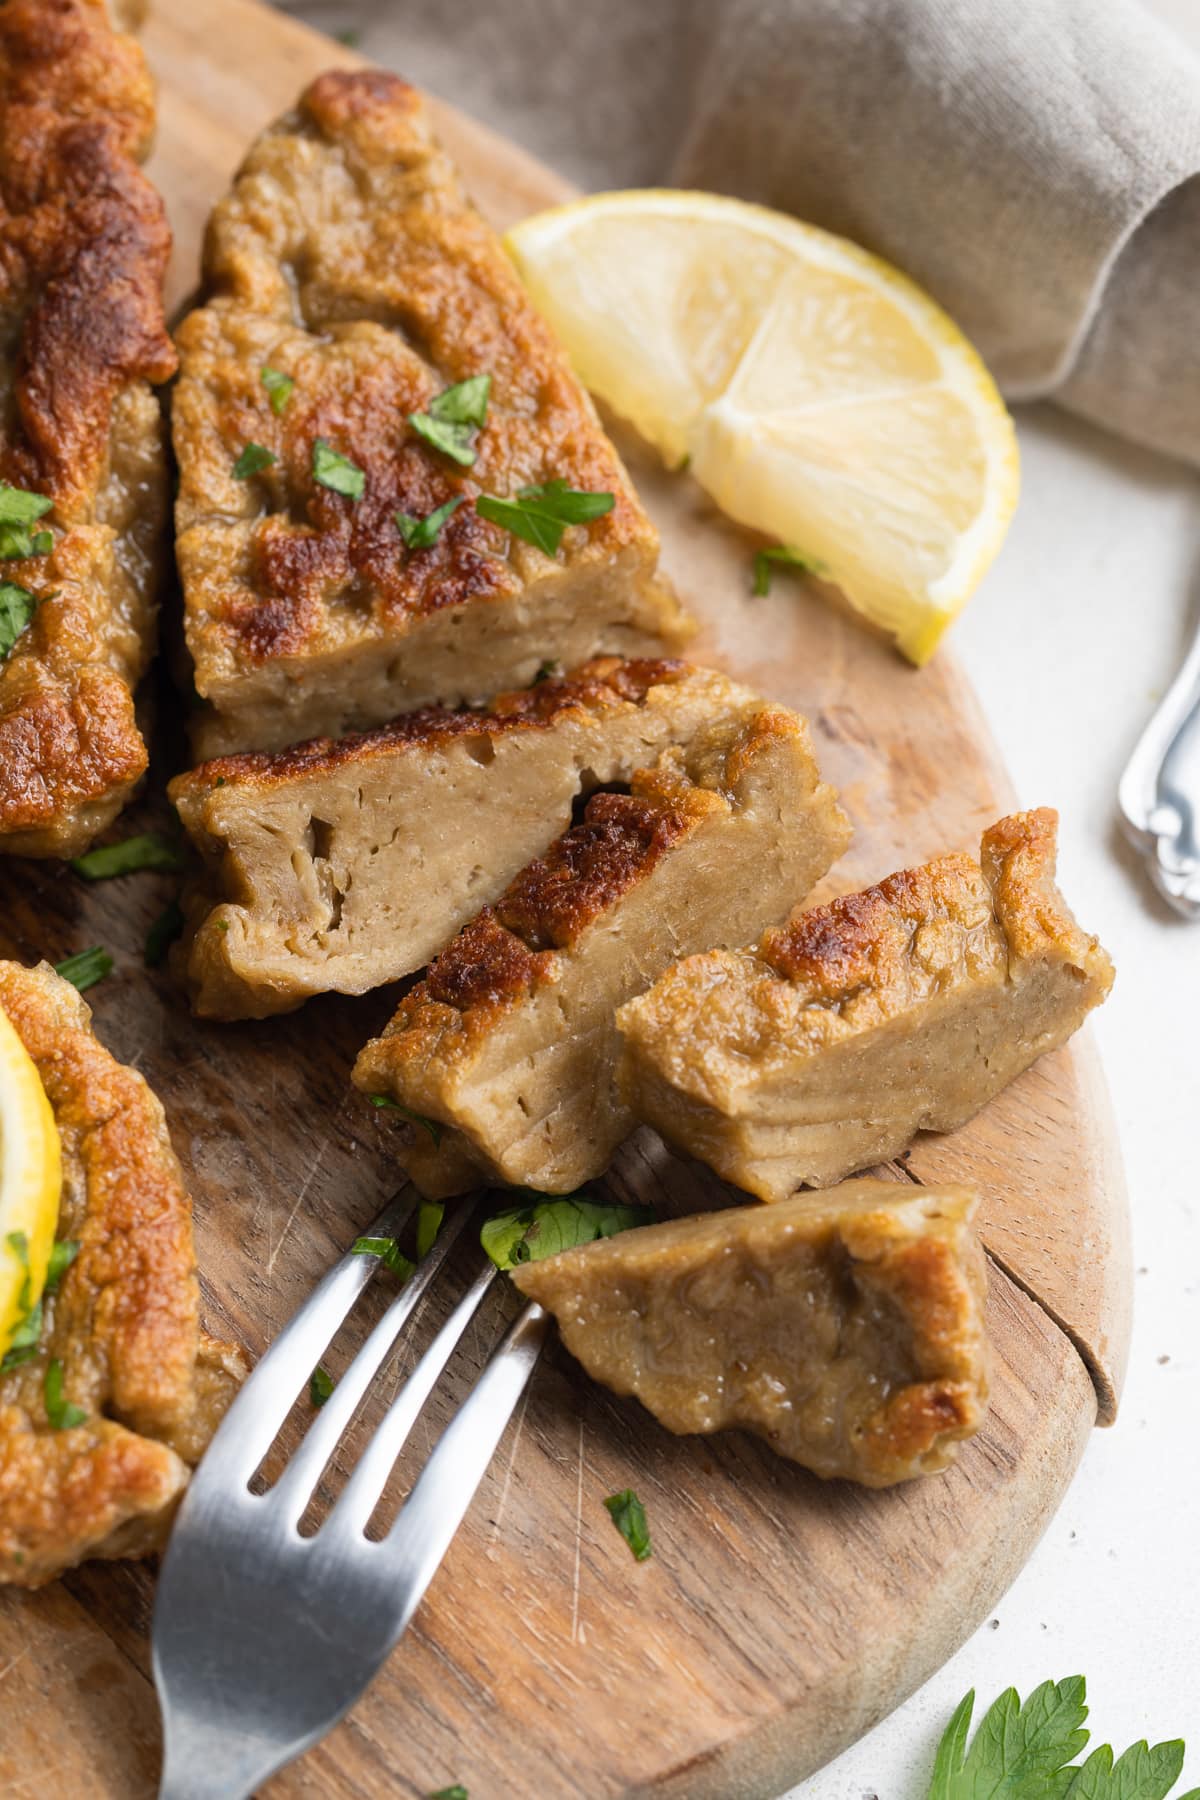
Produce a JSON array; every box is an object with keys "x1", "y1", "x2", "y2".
[
  {"x1": 513, "y1": 1181, "x2": 989, "y2": 1487},
  {"x1": 173, "y1": 70, "x2": 689, "y2": 758},
  {"x1": 0, "y1": 961, "x2": 244, "y2": 1588},
  {"x1": 354, "y1": 704, "x2": 850, "y2": 1196},
  {"x1": 0, "y1": 0, "x2": 176, "y2": 857},
  {"x1": 617, "y1": 809, "x2": 1115, "y2": 1199}
]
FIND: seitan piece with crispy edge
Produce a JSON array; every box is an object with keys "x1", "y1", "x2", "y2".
[
  {"x1": 512, "y1": 1180, "x2": 989, "y2": 1487},
  {"x1": 617, "y1": 809, "x2": 1114, "y2": 1201},
  {"x1": 170, "y1": 658, "x2": 784, "y2": 1020},
  {"x1": 173, "y1": 69, "x2": 690, "y2": 760},
  {"x1": 353, "y1": 703, "x2": 850, "y2": 1197},
  {"x1": 0, "y1": 960, "x2": 245, "y2": 1589},
  {"x1": 0, "y1": 0, "x2": 176, "y2": 858}
]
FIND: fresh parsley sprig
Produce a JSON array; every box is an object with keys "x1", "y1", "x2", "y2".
[
  {"x1": 0, "y1": 484, "x2": 53, "y2": 561},
  {"x1": 397, "y1": 496, "x2": 463, "y2": 550},
  {"x1": 752, "y1": 544, "x2": 828, "y2": 597},
  {"x1": 54, "y1": 947, "x2": 113, "y2": 993},
  {"x1": 481, "y1": 1193, "x2": 653, "y2": 1271},
  {"x1": 313, "y1": 438, "x2": 365, "y2": 500},
  {"x1": 71, "y1": 832, "x2": 186, "y2": 881},
  {"x1": 0, "y1": 581, "x2": 38, "y2": 658},
  {"x1": 409, "y1": 375, "x2": 491, "y2": 467},
  {"x1": 476, "y1": 479, "x2": 614, "y2": 557},
  {"x1": 604, "y1": 1489, "x2": 652, "y2": 1562},
  {"x1": 928, "y1": 1677, "x2": 1199, "y2": 1800}
]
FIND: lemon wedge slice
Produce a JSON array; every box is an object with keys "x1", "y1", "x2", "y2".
[
  {"x1": 0, "y1": 1003, "x2": 62, "y2": 1364},
  {"x1": 507, "y1": 189, "x2": 1019, "y2": 663}
]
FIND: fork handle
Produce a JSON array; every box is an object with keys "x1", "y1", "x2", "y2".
[{"x1": 1119, "y1": 609, "x2": 1200, "y2": 918}]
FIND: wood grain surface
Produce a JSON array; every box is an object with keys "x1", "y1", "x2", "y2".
[{"x1": 0, "y1": 1, "x2": 1131, "y2": 1794}]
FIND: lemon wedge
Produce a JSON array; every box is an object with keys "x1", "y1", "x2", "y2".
[
  {"x1": 0, "y1": 1004, "x2": 61, "y2": 1364},
  {"x1": 507, "y1": 190, "x2": 1019, "y2": 663}
]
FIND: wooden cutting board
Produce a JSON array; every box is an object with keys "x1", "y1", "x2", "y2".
[{"x1": 0, "y1": 3, "x2": 1131, "y2": 1795}]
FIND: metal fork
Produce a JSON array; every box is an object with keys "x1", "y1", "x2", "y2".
[{"x1": 152, "y1": 1190, "x2": 547, "y2": 1800}]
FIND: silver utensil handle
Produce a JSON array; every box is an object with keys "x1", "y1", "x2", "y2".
[{"x1": 1119, "y1": 613, "x2": 1200, "y2": 919}]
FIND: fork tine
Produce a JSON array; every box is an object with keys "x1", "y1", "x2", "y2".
[
  {"x1": 194, "y1": 1189, "x2": 416, "y2": 1487},
  {"x1": 270, "y1": 1200, "x2": 475, "y2": 1526},
  {"x1": 321, "y1": 1255, "x2": 499, "y2": 1544}
]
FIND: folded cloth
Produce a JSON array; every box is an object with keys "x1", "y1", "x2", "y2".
[{"x1": 285, "y1": 0, "x2": 1200, "y2": 467}]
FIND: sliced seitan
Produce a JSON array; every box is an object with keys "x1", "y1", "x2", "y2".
[
  {"x1": 353, "y1": 702, "x2": 850, "y2": 1196},
  {"x1": 617, "y1": 809, "x2": 1114, "y2": 1200},
  {"x1": 513, "y1": 1180, "x2": 989, "y2": 1486},
  {"x1": 170, "y1": 658, "x2": 781, "y2": 1019}
]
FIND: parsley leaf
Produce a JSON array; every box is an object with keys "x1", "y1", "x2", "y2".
[
  {"x1": 54, "y1": 947, "x2": 113, "y2": 992},
  {"x1": 429, "y1": 1787, "x2": 469, "y2": 1799},
  {"x1": 0, "y1": 484, "x2": 52, "y2": 527},
  {"x1": 927, "y1": 1678, "x2": 1200, "y2": 1800},
  {"x1": 145, "y1": 898, "x2": 185, "y2": 968},
  {"x1": 45, "y1": 1240, "x2": 79, "y2": 1294},
  {"x1": 604, "y1": 1489, "x2": 652, "y2": 1562},
  {"x1": 44, "y1": 1359, "x2": 86, "y2": 1430},
  {"x1": 397, "y1": 495, "x2": 463, "y2": 549},
  {"x1": 481, "y1": 1193, "x2": 654, "y2": 1271},
  {"x1": 368, "y1": 1093, "x2": 442, "y2": 1147},
  {"x1": 0, "y1": 581, "x2": 38, "y2": 657},
  {"x1": 476, "y1": 480, "x2": 614, "y2": 557},
  {"x1": 0, "y1": 1232, "x2": 41, "y2": 1374},
  {"x1": 351, "y1": 1236, "x2": 415, "y2": 1282},
  {"x1": 533, "y1": 660, "x2": 563, "y2": 684},
  {"x1": 310, "y1": 1366, "x2": 335, "y2": 1407},
  {"x1": 312, "y1": 437, "x2": 365, "y2": 500},
  {"x1": 261, "y1": 365, "x2": 295, "y2": 415},
  {"x1": 71, "y1": 831, "x2": 186, "y2": 881},
  {"x1": 232, "y1": 442, "x2": 276, "y2": 479},
  {"x1": 752, "y1": 545, "x2": 828, "y2": 597},
  {"x1": 416, "y1": 1200, "x2": 445, "y2": 1261},
  {"x1": 409, "y1": 375, "x2": 491, "y2": 467}
]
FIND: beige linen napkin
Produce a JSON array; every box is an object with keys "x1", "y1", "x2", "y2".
[{"x1": 284, "y1": 0, "x2": 1200, "y2": 467}]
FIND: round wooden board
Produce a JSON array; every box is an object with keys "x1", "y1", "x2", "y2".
[{"x1": 0, "y1": 4, "x2": 1131, "y2": 1795}]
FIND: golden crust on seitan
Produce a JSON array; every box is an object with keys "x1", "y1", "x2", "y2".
[
  {"x1": 512, "y1": 1180, "x2": 990, "y2": 1486},
  {"x1": 174, "y1": 70, "x2": 689, "y2": 759},
  {"x1": 353, "y1": 704, "x2": 850, "y2": 1197},
  {"x1": 617, "y1": 809, "x2": 1115, "y2": 1200},
  {"x1": 0, "y1": 961, "x2": 244, "y2": 1588},
  {"x1": 0, "y1": 0, "x2": 176, "y2": 857},
  {"x1": 169, "y1": 659, "x2": 769, "y2": 1020}
]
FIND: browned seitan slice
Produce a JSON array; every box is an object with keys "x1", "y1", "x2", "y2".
[
  {"x1": 617, "y1": 809, "x2": 1114, "y2": 1201},
  {"x1": 173, "y1": 70, "x2": 690, "y2": 760},
  {"x1": 170, "y1": 659, "x2": 785, "y2": 1020},
  {"x1": 0, "y1": 961, "x2": 245, "y2": 1588},
  {"x1": 353, "y1": 703, "x2": 850, "y2": 1197},
  {"x1": 512, "y1": 1180, "x2": 989, "y2": 1487},
  {"x1": 0, "y1": 0, "x2": 176, "y2": 857}
]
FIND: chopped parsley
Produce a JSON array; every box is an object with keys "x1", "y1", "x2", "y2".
[
  {"x1": 0, "y1": 1231, "x2": 41, "y2": 1375},
  {"x1": 351, "y1": 1235, "x2": 415, "y2": 1282},
  {"x1": 45, "y1": 1240, "x2": 79, "y2": 1294},
  {"x1": 368, "y1": 1093, "x2": 442, "y2": 1147},
  {"x1": 476, "y1": 480, "x2": 614, "y2": 557},
  {"x1": 416, "y1": 1200, "x2": 445, "y2": 1261},
  {"x1": 0, "y1": 485, "x2": 53, "y2": 560},
  {"x1": 310, "y1": 1366, "x2": 335, "y2": 1407},
  {"x1": 232, "y1": 442, "x2": 277, "y2": 480},
  {"x1": 604, "y1": 1489, "x2": 652, "y2": 1562},
  {"x1": 70, "y1": 831, "x2": 186, "y2": 881},
  {"x1": 312, "y1": 437, "x2": 365, "y2": 499},
  {"x1": 481, "y1": 1193, "x2": 654, "y2": 1271},
  {"x1": 396, "y1": 495, "x2": 463, "y2": 550},
  {"x1": 533, "y1": 660, "x2": 563, "y2": 684},
  {"x1": 408, "y1": 375, "x2": 491, "y2": 467},
  {"x1": 43, "y1": 1358, "x2": 86, "y2": 1431},
  {"x1": 145, "y1": 898, "x2": 185, "y2": 968},
  {"x1": 54, "y1": 947, "x2": 113, "y2": 992},
  {"x1": 0, "y1": 581, "x2": 38, "y2": 657},
  {"x1": 261, "y1": 365, "x2": 295, "y2": 415},
  {"x1": 751, "y1": 544, "x2": 828, "y2": 597},
  {"x1": 429, "y1": 1788, "x2": 469, "y2": 1800}
]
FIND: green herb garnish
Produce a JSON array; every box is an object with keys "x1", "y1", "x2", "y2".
[
  {"x1": 0, "y1": 581, "x2": 38, "y2": 657},
  {"x1": 45, "y1": 1240, "x2": 80, "y2": 1294},
  {"x1": 408, "y1": 375, "x2": 491, "y2": 467},
  {"x1": 396, "y1": 495, "x2": 463, "y2": 550},
  {"x1": 351, "y1": 1236, "x2": 415, "y2": 1282},
  {"x1": 232, "y1": 442, "x2": 277, "y2": 479},
  {"x1": 145, "y1": 898, "x2": 185, "y2": 968},
  {"x1": 476, "y1": 479, "x2": 614, "y2": 556},
  {"x1": 0, "y1": 1231, "x2": 40, "y2": 1375},
  {"x1": 416, "y1": 1201, "x2": 445, "y2": 1261},
  {"x1": 261, "y1": 366, "x2": 294, "y2": 415},
  {"x1": 481, "y1": 1193, "x2": 654, "y2": 1271},
  {"x1": 533, "y1": 660, "x2": 563, "y2": 684},
  {"x1": 312, "y1": 437, "x2": 365, "y2": 499},
  {"x1": 927, "y1": 1677, "x2": 1199, "y2": 1800},
  {"x1": 0, "y1": 485, "x2": 53, "y2": 560},
  {"x1": 429, "y1": 1788, "x2": 469, "y2": 1800},
  {"x1": 751, "y1": 545, "x2": 827, "y2": 597},
  {"x1": 310, "y1": 1366, "x2": 335, "y2": 1407},
  {"x1": 43, "y1": 1359, "x2": 86, "y2": 1430},
  {"x1": 604, "y1": 1489, "x2": 652, "y2": 1563},
  {"x1": 54, "y1": 947, "x2": 113, "y2": 992},
  {"x1": 368, "y1": 1093, "x2": 442, "y2": 1147},
  {"x1": 71, "y1": 831, "x2": 186, "y2": 881}
]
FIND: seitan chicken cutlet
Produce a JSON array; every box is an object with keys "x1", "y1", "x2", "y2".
[
  {"x1": 0, "y1": 960, "x2": 244, "y2": 1588},
  {"x1": 0, "y1": 0, "x2": 176, "y2": 858},
  {"x1": 513, "y1": 1180, "x2": 989, "y2": 1487},
  {"x1": 174, "y1": 69, "x2": 690, "y2": 760},
  {"x1": 353, "y1": 703, "x2": 849, "y2": 1197},
  {"x1": 617, "y1": 809, "x2": 1114, "y2": 1200},
  {"x1": 170, "y1": 659, "x2": 785, "y2": 1020}
]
